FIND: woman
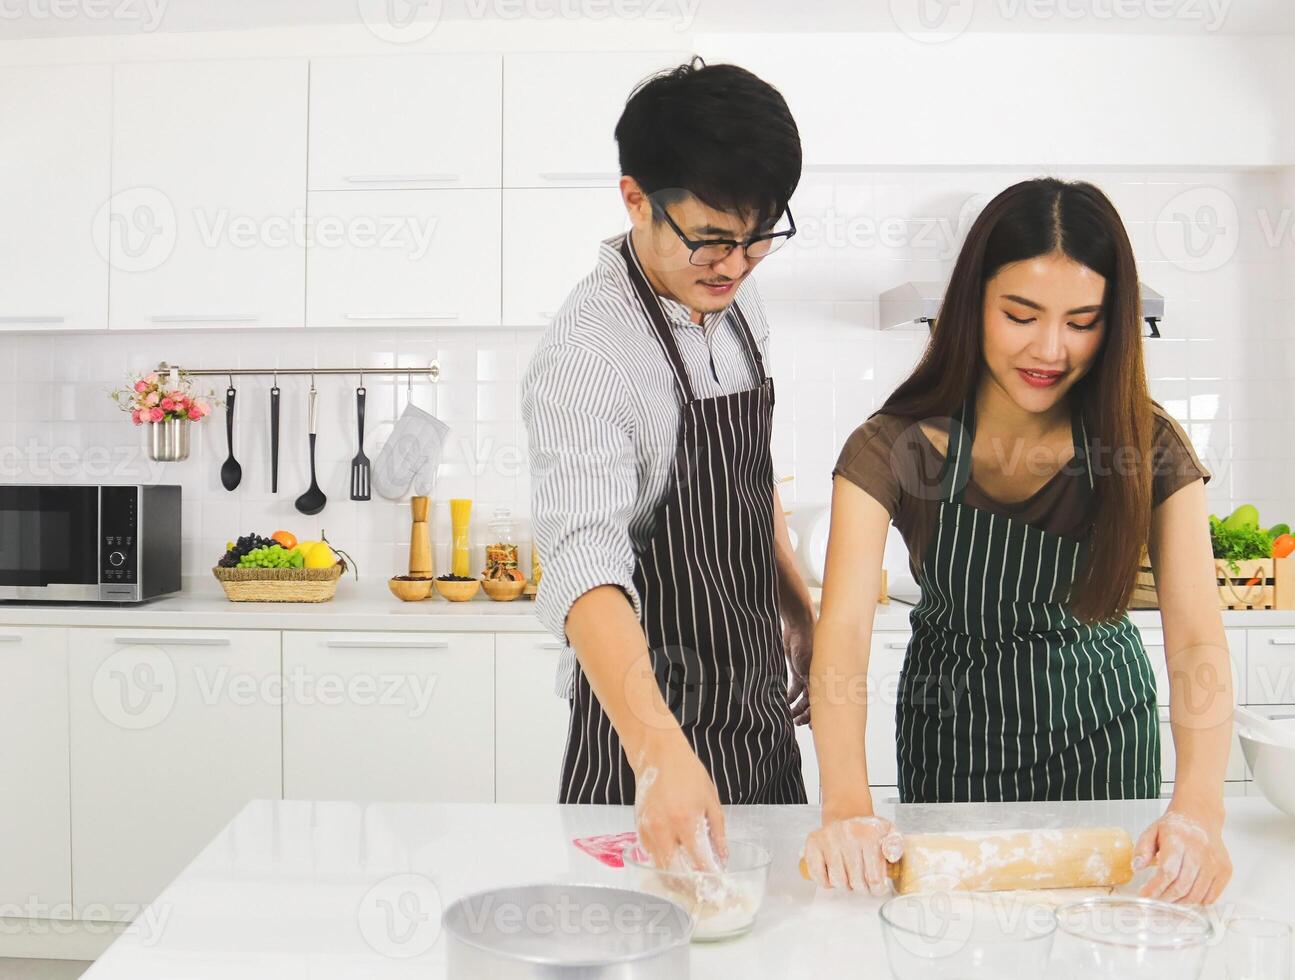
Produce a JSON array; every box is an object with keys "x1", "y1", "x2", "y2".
[{"x1": 804, "y1": 178, "x2": 1233, "y2": 905}]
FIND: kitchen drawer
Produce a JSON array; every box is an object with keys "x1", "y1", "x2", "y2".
[
  {"x1": 1158, "y1": 705, "x2": 1246, "y2": 784},
  {"x1": 283, "y1": 631, "x2": 494, "y2": 803},
  {"x1": 495, "y1": 634, "x2": 569, "y2": 803},
  {"x1": 305, "y1": 189, "x2": 501, "y2": 328},
  {"x1": 1141, "y1": 628, "x2": 1245, "y2": 707},
  {"x1": 69, "y1": 628, "x2": 282, "y2": 919},
  {"x1": 1245, "y1": 629, "x2": 1295, "y2": 704},
  {"x1": 0, "y1": 627, "x2": 71, "y2": 915},
  {"x1": 308, "y1": 54, "x2": 501, "y2": 190}
]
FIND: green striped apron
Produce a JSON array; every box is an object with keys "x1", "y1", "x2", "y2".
[{"x1": 897, "y1": 398, "x2": 1161, "y2": 803}]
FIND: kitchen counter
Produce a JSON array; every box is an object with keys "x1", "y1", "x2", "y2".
[
  {"x1": 6, "y1": 577, "x2": 1295, "y2": 634},
  {"x1": 82, "y1": 796, "x2": 1291, "y2": 978}
]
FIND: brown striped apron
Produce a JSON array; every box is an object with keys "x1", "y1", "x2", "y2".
[{"x1": 558, "y1": 236, "x2": 806, "y2": 805}]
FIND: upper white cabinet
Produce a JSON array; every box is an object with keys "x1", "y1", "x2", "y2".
[
  {"x1": 69, "y1": 629, "x2": 282, "y2": 918},
  {"x1": 306, "y1": 189, "x2": 501, "y2": 328},
  {"x1": 108, "y1": 59, "x2": 308, "y2": 330},
  {"x1": 0, "y1": 628, "x2": 71, "y2": 914},
  {"x1": 282, "y1": 632, "x2": 495, "y2": 803},
  {"x1": 308, "y1": 55, "x2": 501, "y2": 190},
  {"x1": 0, "y1": 65, "x2": 111, "y2": 332},
  {"x1": 503, "y1": 51, "x2": 687, "y2": 187},
  {"x1": 502, "y1": 189, "x2": 629, "y2": 326}
]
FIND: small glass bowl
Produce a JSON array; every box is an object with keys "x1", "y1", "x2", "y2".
[
  {"x1": 1054, "y1": 897, "x2": 1215, "y2": 979},
  {"x1": 879, "y1": 890, "x2": 1058, "y2": 978},
  {"x1": 622, "y1": 838, "x2": 772, "y2": 942}
]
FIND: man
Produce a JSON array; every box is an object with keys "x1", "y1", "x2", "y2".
[{"x1": 522, "y1": 60, "x2": 815, "y2": 868}]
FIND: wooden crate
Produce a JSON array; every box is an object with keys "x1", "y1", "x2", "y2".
[{"x1": 1133, "y1": 557, "x2": 1295, "y2": 611}]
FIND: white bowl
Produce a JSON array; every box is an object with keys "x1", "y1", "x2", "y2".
[
  {"x1": 1239, "y1": 717, "x2": 1295, "y2": 818},
  {"x1": 622, "y1": 839, "x2": 771, "y2": 942}
]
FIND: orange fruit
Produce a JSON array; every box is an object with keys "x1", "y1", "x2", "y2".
[{"x1": 271, "y1": 530, "x2": 297, "y2": 550}]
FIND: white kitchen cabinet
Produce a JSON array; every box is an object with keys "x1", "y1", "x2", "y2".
[
  {"x1": 69, "y1": 629, "x2": 281, "y2": 919},
  {"x1": 0, "y1": 65, "x2": 111, "y2": 332},
  {"x1": 495, "y1": 634, "x2": 569, "y2": 803},
  {"x1": 283, "y1": 632, "x2": 494, "y2": 803},
  {"x1": 1141, "y1": 628, "x2": 1246, "y2": 707},
  {"x1": 502, "y1": 189, "x2": 630, "y2": 326},
  {"x1": 305, "y1": 189, "x2": 501, "y2": 328},
  {"x1": 0, "y1": 628, "x2": 71, "y2": 915},
  {"x1": 308, "y1": 55, "x2": 501, "y2": 190},
  {"x1": 503, "y1": 51, "x2": 687, "y2": 187},
  {"x1": 866, "y1": 633, "x2": 910, "y2": 789},
  {"x1": 1245, "y1": 629, "x2": 1295, "y2": 704},
  {"x1": 108, "y1": 59, "x2": 307, "y2": 330}
]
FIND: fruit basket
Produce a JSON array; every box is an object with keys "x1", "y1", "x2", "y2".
[
  {"x1": 212, "y1": 532, "x2": 353, "y2": 603},
  {"x1": 212, "y1": 562, "x2": 345, "y2": 602}
]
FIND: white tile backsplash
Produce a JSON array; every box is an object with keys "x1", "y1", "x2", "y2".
[{"x1": 2, "y1": 168, "x2": 1291, "y2": 581}]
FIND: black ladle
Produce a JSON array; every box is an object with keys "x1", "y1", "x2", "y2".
[
  {"x1": 295, "y1": 382, "x2": 326, "y2": 516},
  {"x1": 220, "y1": 383, "x2": 241, "y2": 491}
]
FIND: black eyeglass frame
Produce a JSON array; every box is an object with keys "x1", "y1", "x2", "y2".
[{"x1": 651, "y1": 201, "x2": 798, "y2": 266}]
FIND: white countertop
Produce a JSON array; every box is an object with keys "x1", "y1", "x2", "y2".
[
  {"x1": 82, "y1": 796, "x2": 1292, "y2": 978},
  {"x1": 6, "y1": 577, "x2": 1295, "y2": 635}
]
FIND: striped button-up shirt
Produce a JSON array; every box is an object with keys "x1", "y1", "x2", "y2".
[{"x1": 522, "y1": 234, "x2": 773, "y2": 698}]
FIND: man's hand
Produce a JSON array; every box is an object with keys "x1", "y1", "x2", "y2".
[
  {"x1": 632, "y1": 734, "x2": 728, "y2": 871},
  {"x1": 784, "y1": 610, "x2": 814, "y2": 726}
]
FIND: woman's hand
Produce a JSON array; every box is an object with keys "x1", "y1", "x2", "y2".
[
  {"x1": 632, "y1": 736, "x2": 728, "y2": 872},
  {"x1": 1132, "y1": 806, "x2": 1231, "y2": 905},
  {"x1": 802, "y1": 811, "x2": 904, "y2": 896}
]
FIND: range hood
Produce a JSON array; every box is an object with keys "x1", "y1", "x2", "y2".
[{"x1": 880, "y1": 280, "x2": 1165, "y2": 338}]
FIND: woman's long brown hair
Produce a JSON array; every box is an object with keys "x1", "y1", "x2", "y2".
[{"x1": 882, "y1": 178, "x2": 1153, "y2": 622}]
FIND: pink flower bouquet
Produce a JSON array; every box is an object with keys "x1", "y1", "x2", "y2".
[{"x1": 111, "y1": 372, "x2": 215, "y2": 425}]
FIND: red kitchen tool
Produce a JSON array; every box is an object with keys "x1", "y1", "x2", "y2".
[{"x1": 572, "y1": 832, "x2": 639, "y2": 869}]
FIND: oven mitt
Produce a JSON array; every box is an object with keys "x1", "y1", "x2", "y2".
[{"x1": 371, "y1": 404, "x2": 450, "y2": 500}]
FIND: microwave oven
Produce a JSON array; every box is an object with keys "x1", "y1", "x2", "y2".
[{"x1": 0, "y1": 484, "x2": 182, "y2": 602}]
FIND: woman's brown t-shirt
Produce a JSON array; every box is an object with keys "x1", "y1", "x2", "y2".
[{"x1": 833, "y1": 405, "x2": 1209, "y2": 578}]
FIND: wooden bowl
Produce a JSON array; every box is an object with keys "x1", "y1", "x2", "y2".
[
  {"x1": 435, "y1": 578, "x2": 481, "y2": 602},
  {"x1": 388, "y1": 576, "x2": 433, "y2": 602},
  {"x1": 482, "y1": 578, "x2": 527, "y2": 602}
]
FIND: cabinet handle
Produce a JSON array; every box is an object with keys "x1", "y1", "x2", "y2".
[
  {"x1": 345, "y1": 313, "x2": 460, "y2": 321},
  {"x1": 112, "y1": 636, "x2": 230, "y2": 646},
  {"x1": 538, "y1": 311, "x2": 557, "y2": 320},
  {"x1": 150, "y1": 314, "x2": 260, "y2": 324},
  {"x1": 0, "y1": 315, "x2": 65, "y2": 324},
  {"x1": 1268, "y1": 638, "x2": 1295, "y2": 646},
  {"x1": 536, "y1": 641, "x2": 563, "y2": 650},
  {"x1": 342, "y1": 174, "x2": 461, "y2": 184},
  {"x1": 324, "y1": 640, "x2": 450, "y2": 650},
  {"x1": 883, "y1": 641, "x2": 908, "y2": 650},
  {"x1": 0, "y1": 634, "x2": 23, "y2": 643},
  {"x1": 538, "y1": 171, "x2": 621, "y2": 182}
]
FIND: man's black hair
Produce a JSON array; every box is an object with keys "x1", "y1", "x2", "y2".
[{"x1": 614, "y1": 58, "x2": 802, "y2": 230}]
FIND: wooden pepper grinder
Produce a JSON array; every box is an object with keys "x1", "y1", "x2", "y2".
[{"x1": 409, "y1": 496, "x2": 433, "y2": 578}]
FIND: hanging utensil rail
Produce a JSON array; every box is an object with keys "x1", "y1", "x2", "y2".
[{"x1": 155, "y1": 360, "x2": 443, "y2": 382}]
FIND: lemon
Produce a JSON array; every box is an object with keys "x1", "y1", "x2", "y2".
[{"x1": 303, "y1": 543, "x2": 337, "y2": 569}]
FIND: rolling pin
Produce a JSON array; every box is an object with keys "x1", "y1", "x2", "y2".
[{"x1": 799, "y1": 826, "x2": 1134, "y2": 894}]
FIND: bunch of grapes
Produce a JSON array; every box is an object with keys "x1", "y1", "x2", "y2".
[
  {"x1": 238, "y1": 545, "x2": 305, "y2": 569},
  {"x1": 217, "y1": 533, "x2": 277, "y2": 568}
]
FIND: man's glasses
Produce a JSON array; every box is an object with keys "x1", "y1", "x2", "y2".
[{"x1": 654, "y1": 203, "x2": 797, "y2": 267}]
